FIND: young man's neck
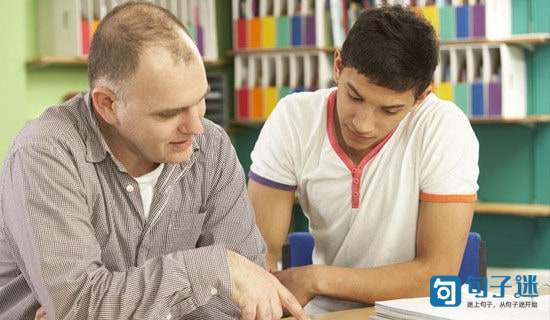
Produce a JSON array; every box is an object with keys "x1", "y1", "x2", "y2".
[{"x1": 333, "y1": 107, "x2": 373, "y2": 165}]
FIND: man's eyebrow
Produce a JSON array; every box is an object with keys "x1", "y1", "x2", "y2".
[{"x1": 152, "y1": 86, "x2": 210, "y2": 115}]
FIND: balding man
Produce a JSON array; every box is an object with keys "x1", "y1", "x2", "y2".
[{"x1": 0, "y1": 2, "x2": 307, "y2": 320}]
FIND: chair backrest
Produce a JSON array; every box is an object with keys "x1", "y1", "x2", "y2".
[
  {"x1": 282, "y1": 231, "x2": 487, "y2": 282},
  {"x1": 282, "y1": 232, "x2": 315, "y2": 269},
  {"x1": 459, "y1": 232, "x2": 487, "y2": 283}
]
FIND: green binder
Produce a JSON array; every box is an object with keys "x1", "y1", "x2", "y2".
[
  {"x1": 531, "y1": 0, "x2": 550, "y2": 33},
  {"x1": 512, "y1": 0, "x2": 530, "y2": 34},
  {"x1": 439, "y1": 6, "x2": 455, "y2": 41},
  {"x1": 278, "y1": 87, "x2": 293, "y2": 100},
  {"x1": 276, "y1": 16, "x2": 291, "y2": 48},
  {"x1": 531, "y1": 45, "x2": 550, "y2": 114},
  {"x1": 453, "y1": 83, "x2": 470, "y2": 116}
]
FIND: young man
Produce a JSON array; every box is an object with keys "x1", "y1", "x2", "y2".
[
  {"x1": 248, "y1": 6, "x2": 479, "y2": 314},
  {"x1": 0, "y1": 3, "x2": 308, "y2": 320}
]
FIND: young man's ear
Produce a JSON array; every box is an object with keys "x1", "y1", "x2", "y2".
[
  {"x1": 413, "y1": 86, "x2": 432, "y2": 107},
  {"x1": 91, "y1": 87, "x2": 119, "y2": 126},
  {"x1": 333, "y1": 49, "x2": 343, "y2": 84}
]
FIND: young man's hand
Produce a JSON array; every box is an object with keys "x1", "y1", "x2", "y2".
[
  {"x1": 273, "y1": 266, "x2": 318, "y2": 307},
  {"x1": 227, "y1": 250, "x2": 310, "y2": 320}
]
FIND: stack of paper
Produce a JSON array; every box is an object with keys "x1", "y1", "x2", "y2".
[{"x1": 370, "y1": 292, "x2": 549, "y2": 320}]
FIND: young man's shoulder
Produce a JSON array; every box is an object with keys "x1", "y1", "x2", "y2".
[
  {"x1": 276, "y1": 88, "x2": 332, "y2": 115},
  {"x1": 410, "y1": 93, "x2": 472, "y2": 132},
  {"x1": 267, "y1": 88, "x2": 333, "y2": 130}
]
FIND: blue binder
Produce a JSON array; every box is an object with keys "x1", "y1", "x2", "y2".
[
  {"x1": 291, "y1": 15, "x2": 302, "y2": 46},
  {"x1": 471, "y1": 82, "x2": 485, "y2": 116},
  {"x1": 456, "y1": 5, "x2": 470, "y2": 38}
]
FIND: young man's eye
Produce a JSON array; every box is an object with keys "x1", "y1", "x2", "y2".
[
  {"x1": 158, "y1": 112, "x2": 177, "y2": 119},
  {"x1": 383, "y1": 109, "x2": 400, "y2": 115},
  {"x1": 348, "y1": 93, "x2": 362, "y2": 102}
]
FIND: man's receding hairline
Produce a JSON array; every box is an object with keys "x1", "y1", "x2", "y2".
[{"x1": 89, "y1": 1, "x2": 197, "y2": 92}]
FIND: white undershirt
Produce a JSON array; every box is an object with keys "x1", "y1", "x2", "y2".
[{"x1": 134, "y1": 163, "x2": 164, "y2": 220}]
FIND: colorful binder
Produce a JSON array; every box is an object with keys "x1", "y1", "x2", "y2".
[
  {"x1": 471, "y1": 4, "x2": 485, "y2": 38},
  {"x1": 276, "y1": 16, "x2": 291, "y2": 48},
  {"x1": 250, "y1": 17, "x2": 262, "y2": 49},
  {"x1": 251, "y1": 87, "x2": 263, "y2": 119},
  {"x1": 261, "y1": 16, "x2": 276, "y2": 48},
  {"x1": 487, "y1": 82, "x2": 502, "y2": 116},
  {"x1": 454, "y1": 83, "x2": 470, "y2": 115},
  {"x1": 456, "y1": 5, "x2": 469, "y2": 38},
  {"x1": 439, "y1": 5, "x2": 456, "y2": 41},
  {"x1": 471, "y1": 82, "x2": 485, "y2": 116},
  {"x1": 291, "y1": 15, "x2": 302, "y2": 46},
  {"x1": 236, "y1": 88, "x2": 250, "y2": 120}
]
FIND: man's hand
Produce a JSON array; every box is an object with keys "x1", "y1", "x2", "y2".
[
  {"x1": 273, "y1": 266, "x2": 317, "y2": 307},
  {"x1": 227, "y1": 250, "x2": 310, "y2": 320},
  {"x1": 34, "y1": 307, "x2": 47, "y2": 320}
]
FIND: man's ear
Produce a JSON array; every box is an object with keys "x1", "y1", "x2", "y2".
[
  {"x1": 91, "y1": 87, "x2": 119, "y2": 125},
  {"x1": 333, "y1": 49, "x2": 343, "y2": 84}
]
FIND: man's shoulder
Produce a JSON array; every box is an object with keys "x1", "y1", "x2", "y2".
[{"x1": 9, "y1": 96, "x2": 87, "y2": 158}]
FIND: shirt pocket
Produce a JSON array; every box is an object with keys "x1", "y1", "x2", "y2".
[{"x1": 164, "y1": 210, "x2": 206, "y2": 253}]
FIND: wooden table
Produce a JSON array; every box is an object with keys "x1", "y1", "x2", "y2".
[{"x1": 283, "y1": 307, "x2": 374, "y2": 320}]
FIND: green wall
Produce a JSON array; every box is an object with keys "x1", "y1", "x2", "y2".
[
  {"x1": 24, "y1": 0, "x2": 89, "y2": 122},
  {"x1": 0, "y1": 2, "x2": 28, "y2": 160},
  {"x1": 0, "y1": 0, "x2": 89, "y2": 160}
]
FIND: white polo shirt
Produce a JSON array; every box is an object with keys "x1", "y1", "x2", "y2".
[{"x1": 249, "y1": 88, "x2": 479, "y2": 313}]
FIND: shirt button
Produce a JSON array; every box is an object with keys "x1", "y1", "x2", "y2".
[
  {"x1": 210, "y1": 287, "x2": 218, "y2": 295},
  {"x1": 353, "y1": 192, "x2": 359, "y2": 196},
  {"x1": 353, "y1": 178, "x2": 359, "y2": 184},
  {"x1": 126, "y1": 184, "x2": 134, "y2": 192}
]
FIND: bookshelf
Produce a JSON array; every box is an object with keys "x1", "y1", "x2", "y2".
[
  {"x1": 231, "y1": 33, "x2": 550, "y2": 56},
  {"x1": 25, "y1": 56, "x2": 231, "y2": 69},
  {"x1": 469, "y1": 115, "x2": 550, "y2": 124},
  {"x1": 475, "y1": 202, "x2": 550, "y2": 217},
  {"x1": 440, "y1": 33, "x2": 550, "y2": 47}
]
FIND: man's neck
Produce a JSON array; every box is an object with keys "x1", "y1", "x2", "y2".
[{"x1": 93, "y1": 110, "x2": 158, "y2": 177}]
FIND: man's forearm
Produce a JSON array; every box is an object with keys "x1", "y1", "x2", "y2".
[{"x1": 310, "y1": 258, "x2": 457, "y2": 304}]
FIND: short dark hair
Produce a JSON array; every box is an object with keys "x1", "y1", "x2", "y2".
[
  {"x1": 88, "y1": 1, "x2": 193, "y2": 91},
  {"x1": 340, "y1": 5, "x2": 439, "y2": 98}
]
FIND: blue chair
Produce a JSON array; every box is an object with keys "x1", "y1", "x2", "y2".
[{"x1": 282, "y1": 231, "x2": 486, "y2": 283}]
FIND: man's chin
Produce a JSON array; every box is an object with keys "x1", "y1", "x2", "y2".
[{"x1": 164, "y1": 150, "x2": 193, "y2": 164}]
